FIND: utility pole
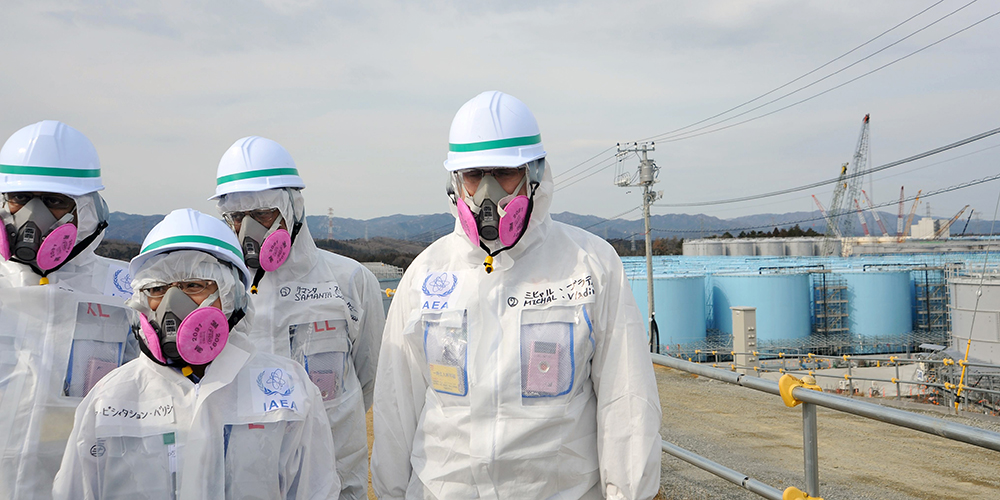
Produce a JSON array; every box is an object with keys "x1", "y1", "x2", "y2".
[{"x1": 616, "y1": 142, "x2": 662, "y2": 352}]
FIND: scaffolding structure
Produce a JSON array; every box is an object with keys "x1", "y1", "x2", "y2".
[
  {"x1": 812, "y1": 273, "x2": 848, "y2": 336},
  {"x1": 914, "y1": 267, "x2": 950, "y2": 345}
]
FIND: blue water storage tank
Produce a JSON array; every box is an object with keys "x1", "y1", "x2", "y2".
[
  {"x1": 841, "y1": 271, "x2": 912, "y2": 337},
  {"x1": 629, "y1": 275, "x2": 707, "y2": 345},
  {"x1": 712, "y1": 273, "x2": 811, "y2": 341}
]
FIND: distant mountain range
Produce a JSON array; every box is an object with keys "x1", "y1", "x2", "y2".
[{"x1": 103, "y1": 209, "x2": 993, "y2": 244}]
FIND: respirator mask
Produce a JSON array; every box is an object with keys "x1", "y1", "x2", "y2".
[
  {"x1": 224, "y1": 208, "x2": 291, "y2": 272},
  {"x1": 136, "y1": 281, "x2": 232, "y2": 366},
  {"x1": 454, "y1": 168, "x2": 532, "y2": 248},
  {"x1": 1, "y1": 193, "x2": 78, "y2": 271}
]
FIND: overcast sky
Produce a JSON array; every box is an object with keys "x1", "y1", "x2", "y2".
[{"x1": 2, "y1": 0, "x2": 998, "y2": 228}]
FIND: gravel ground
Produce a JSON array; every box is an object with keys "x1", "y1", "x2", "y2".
[
  {"x1": 363, "y1": 365, "x2": 1000, "y2": 499},
  {"x1": 654, "y1": 365, "x2": 1000, "y2": 500}
]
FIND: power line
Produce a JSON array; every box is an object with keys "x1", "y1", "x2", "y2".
[
  {"x1": 582, "y1": 205, "x2": 642, "y2": 230},
  {"x1": 639, "y1": 0, "x2": 947, "y2": 143},
  {"x1": 655, "y1": 125, "x2": 1000, "y2": 207},
  {"x1": 647, "y1": 0, "x2": 978, "y2": 143},
  {"x1": 651, "y1": 172, "x2": 1000, "y2": 235},
  {"x1": 554, "y1": 154, "x2": 626, "y2": 191},
  {"x1": 655, "y1": 7, "x2": 1000, "y2": 144},
  {"x1": 553, "y1": 146, "x2": 616, "y2": 180}
]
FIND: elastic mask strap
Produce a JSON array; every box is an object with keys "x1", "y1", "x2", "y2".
[
  {"x1": 36, "y1": 220, "x2": 108, "y2": 284},
  {"x1": 479, "y1": 182, "x2": 538, "y2": 274},
  {"x1": 228, "y1": 308, "x2": 247, "y2": 330},
  {"x1": 250, "y1": 220, "x2": 301, "y2": 294}
]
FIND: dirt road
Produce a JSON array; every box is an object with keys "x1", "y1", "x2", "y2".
[{"x1": 654, "y1": 365, "x2": 1000, "y2": 499}]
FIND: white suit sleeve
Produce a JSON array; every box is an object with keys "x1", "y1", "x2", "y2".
[
  {"x1": 351, "y1": 265, "x2": 385, "y2": 412},
  {"x1": 52, "y1": 391, "x2": 100, "y2": 500},
  {"x1": 286, "y1": 381, "x2": 341, "y2": 499},
  {"x1": 590, "y1": 259, "x2": 662, "y2": 500},
  {"x1": 370, "y1": 279, "x2": 425, "y2": 500}
]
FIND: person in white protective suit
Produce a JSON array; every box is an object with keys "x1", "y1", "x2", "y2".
[
  {"x1": 211, "y1": 136, "x2": 385, "y2": 500},
  {"x1": 371, "y1": 91, "x2": 663, "y2": 500},
  {"x1": 53, "y1": 208, "x2": 339, "y2": 499},
  {"x1": 0, "y1": 121, "x2": 137, "y2": 500}
]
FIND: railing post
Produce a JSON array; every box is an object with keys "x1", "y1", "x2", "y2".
[{"x1": 802, "y1": 402, "x2": 820, "y2": 497}]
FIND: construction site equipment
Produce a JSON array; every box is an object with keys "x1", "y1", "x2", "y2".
[
  {"x1": 961, "y1": 208, "x2": 975, "y2": 236},
  {"x1": 933, "y1": 204, "x2": 970, "y2": 239},
  {"x1": 862, "y1": 189, "x2": 888, "y2": 236},
  {"x1": 812, "y1": 195, "x2": 841, "y2": 238},
  {"x1": 896, "y1": 186, "x2": 905, "y2": 237},
  {"x1": 854, "y1": 199, "x2": 869, "y2": 236},
  {"x1": 903, "y1": 190, "x2": 922, "y2": 240}
]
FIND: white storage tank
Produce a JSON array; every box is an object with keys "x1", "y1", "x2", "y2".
[
  {"x1": 787, "y1": 239, "x2": 815, "y2": 256},
  {"x1": 728, "y1": 240, "x2": 756, "y2": 256}
]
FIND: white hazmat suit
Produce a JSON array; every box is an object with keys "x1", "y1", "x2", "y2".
[
  {"x1": 0, "y1": 190, "x2": 136, "y2": 500},
  {"x1": 371, "y1": 165, "x2": 662, "y2": 499},
  {"x1": 217, "y1": 187, "x2": 384, "y2": 500},
  {"x1": 53, "y1": 249, "x2": 339, "y2": 499}
]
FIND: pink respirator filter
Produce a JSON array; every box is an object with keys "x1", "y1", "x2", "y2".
[
  {"x1": 457, "y1": 199, "x2": 480, "y2": 246},
  {"x1": 36, "y1": 224, "x2": 77, "y2": 270},
  {"x1": 176, "y1": 307, "x2": 230, "y2": 365},
  {"x1": 0, "y1": 226, "x2": 10, "y2": 261},
  {"x1": 259, "y1": 229, "x2": 292, "y2": 272},
  {"x1": 498, "y1": 196, "x2": 530, "y2": 246},
  {"x1": 139, "y1": 314, "x2": 165, "y2": 363}
]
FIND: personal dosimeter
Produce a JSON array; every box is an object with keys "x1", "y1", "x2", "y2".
[{"x1": 526, "y1": 340, "x2": 560, "y2": 394}]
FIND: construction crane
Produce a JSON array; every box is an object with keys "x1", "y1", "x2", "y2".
[
  {"x1": 830, "y1": 115, "x2": 869, "y2": 236},
  {"x1": 854, "y1": 199, "x2": 870, "y2": 236},
  {"x1": 896, "y1": 186, "x2": 905, "y2": 237},
  {"x1": 961, "y1": 208, "x2": 975, "y2": 236},
  {"x1": 861, "y1": 189, "x2": 888, "y2": 236},
  {"x1": 903, "y1": 190, "x2": 922, "y2": 238},
  {"x1": 933, "y1": 205, "x2": 970, "y2": 239},
  {"x1": 812, "y1": 195, "x2": 842, "y2": 238}
]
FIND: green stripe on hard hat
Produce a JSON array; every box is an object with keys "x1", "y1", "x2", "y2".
[
  {"x1": 449, "y1": 134, "x2": 541, "y2": 153},
  {"x1": 0, "y1": 164, "x2": 101, "y2": 178},
  {"x1": 141, "y1": 235, "x2": 244, "y2": 259},
  {"x1": 216, "y1": 167, "x2": 300, "y2": 186}
]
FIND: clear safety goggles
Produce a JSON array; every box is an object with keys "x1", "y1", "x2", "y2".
[
  {"x1": 4, "y1": 192, "x2": 76, "y2": 211},
  {"x1": 456, "y1": 167, "x2": 526, "y2": 191},
  {"x1": 222, "y1": 208, "x2": 281, "y2": 228},
  {"x1": 140, "y1": 279, "x2": 218, "y2": 298}
]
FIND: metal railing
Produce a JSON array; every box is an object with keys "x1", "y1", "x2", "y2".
[{"x1": 652, "y1": 353, "x2": 1000, "y2": 500}]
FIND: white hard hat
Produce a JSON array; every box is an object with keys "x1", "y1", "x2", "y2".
[
  {"x1": 0, "y1": 120, "x2": 104, "y2": 196},
  {"x1": 444, "y1": 91, "x2": 546, "y2": 172},
  {"x1": 130, "y1": 208, "x2": 253, "y2": 289},
  {"x1": 211, "y1": 136, "x2": 305, "y2": 199}
]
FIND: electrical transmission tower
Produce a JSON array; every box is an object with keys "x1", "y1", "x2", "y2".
[
  {"x1": 616, "y1": 142, "x2": 662, "y2": 352},
  {"x1": 327, "y1": 208, "x2": 334, "y2": 240}
]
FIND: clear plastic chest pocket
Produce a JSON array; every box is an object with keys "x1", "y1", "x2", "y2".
[
  {"x1": 290, "y1": 320, "x2": 350, "y2": 402},
  {"x1": 95, "y1": 433, "x2": 176, "y2": 500},
  {"x1": 520, "y1": 308, "x2": 577, "y2": 399},
  {"x1": 65, "y1": 303, "x2": 131, "y2": 398},
  {"x1": 423, "y1": 310, "x2": 468, "y2": 397}
]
